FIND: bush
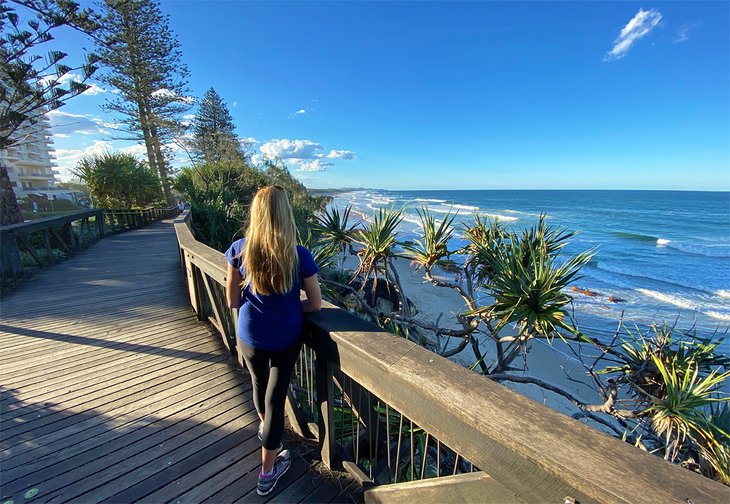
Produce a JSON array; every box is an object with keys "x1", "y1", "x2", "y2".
[
  {"x1": 73, "y1": 152, "x2": 163, "y2": 209},
  {"x1": 19, "y1": 248, "x2": 66, "y2": 267},
  {"x1": 174, "y1": 159, "x2": 330, "y2": 251}
]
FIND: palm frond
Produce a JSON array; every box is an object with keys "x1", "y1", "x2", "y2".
[
  {"x1": 351, "y1": 206, "x2": 403, "y2": 286},
  {"x1": 403, "y1": 206, "x2": 457, "y2": 271}
]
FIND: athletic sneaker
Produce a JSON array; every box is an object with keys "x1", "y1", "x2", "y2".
[
  {"x1": 257, "y1": 422, "x2": 283, "y2": 452},
  {"x1": 257, "y1": 450, "x2": 291, "y2": 496}
]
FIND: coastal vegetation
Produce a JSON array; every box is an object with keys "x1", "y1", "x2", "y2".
[
  {"x1": 310, "y1": 204, "x2": 730, "y2": 484},
  {"x1": 72, "y1": 152, "x2": 163, "y2": 209}
]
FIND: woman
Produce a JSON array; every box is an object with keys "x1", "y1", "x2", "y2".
[{"x1": 225, "y1": 186, "x2": 321, "y2": 496}]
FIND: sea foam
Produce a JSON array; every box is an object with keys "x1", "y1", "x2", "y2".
[
  {"x1": 706, "y1": 311, "x2": 730, "y2": 321},
  {"x1": 637, "y1": 288, "x2": 698, "y2": 310}
]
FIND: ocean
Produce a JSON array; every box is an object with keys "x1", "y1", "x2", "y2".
[{"x1": 329, "y1": 190, "x2": 730, "y2": 355}]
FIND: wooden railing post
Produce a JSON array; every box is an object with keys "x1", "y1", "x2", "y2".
[
  {"x1": 0, "y1": 233, "x2": 23, "y2": 279},
  {"x1": 316, "y1": 355, "x2": 337, "y2": 469}
]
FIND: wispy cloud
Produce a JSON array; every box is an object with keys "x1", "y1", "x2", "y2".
[
  {"x1": 48, "y1": 110, "x2": 108, "y2": 136},
  {"x1": 673, "y1": 21, "x2": 701, "y2": 43},
  {"x1": 326, "y1": 149, "x2": 356, "y2": 160},
  {"x1": 604, "y1": 8, "x2": 663, "y2": 61},
  {"x1": 258, "y1": 138, "x2": 356, "y2": 172},
  {"x1": 298, "y1": 159, "x2": 334, "y2": 172}
]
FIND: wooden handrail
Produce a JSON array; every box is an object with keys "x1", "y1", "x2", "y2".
[
  {"x1": 0, "y1": 209, "x2": 102, "y2": 237},
  {"x1": 172, "y1": 209, "x2": 729, "y2": 504}
]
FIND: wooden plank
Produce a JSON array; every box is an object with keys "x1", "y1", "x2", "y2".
[
  {"x1": 363, "y1": 472, "x2": 520, "y2": 504},
  {"x1": 2, "y1": 337, "x2": 221, "y2": 424},
  {"x1": 0, "y1": 331, "x2": 220, "y2": 408},
  {"x1": 2, "y1": 366, "x2": 242, "y2": 473},
  {"x1": 46, "y1": 403, "x2": 260, "y2": 503},
  {"x1": 0, "y1": 310, "x2": 194, "y2": 357},
  {"x1": 1, "y1": 373, "x2": 245, "y2": 486},
  {"x1": 0, "y1": 316, "x2": 204, "y2": 378},
  {"x1": 169, "y1": 442, "x2": 263, "y2": 504},
  {"x1": 4, "y1": 394, "x2": 255, "y2": 501},
  {"x1": 106, "y1": 419, "x2": 262, "y2": 503},
  {"x1": 1, "y1": 353, "x2": 224, "y2": 443},
  {"x1": 0, "y1": 322, "x2": 213, "y2": 392}
]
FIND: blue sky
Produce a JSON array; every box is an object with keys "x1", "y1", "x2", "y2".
[{"x1": 44, "y1": 1, "x2": 729, "y2": 190}]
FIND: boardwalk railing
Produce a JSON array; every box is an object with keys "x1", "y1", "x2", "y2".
[
  {"x1": 173, "y1": 210, "x2": 728, "y2": 504},
  {"x1": 1, "y1": 206, "x2": 178, "y2": 294}
]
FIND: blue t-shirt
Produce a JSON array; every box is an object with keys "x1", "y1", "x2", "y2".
[{"x1": 225, "y1": 239, "x2": 318, "y2": 350}]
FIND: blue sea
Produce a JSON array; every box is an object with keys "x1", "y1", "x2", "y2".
[{"x1": 329, "y1": 190, "x2": 730, "y2": 355}]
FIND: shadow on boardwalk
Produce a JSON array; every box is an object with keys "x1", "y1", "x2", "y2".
[{"x1": 0, "y1": 219, "x2": 360, "y2": 503}]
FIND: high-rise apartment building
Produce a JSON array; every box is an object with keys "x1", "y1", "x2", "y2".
[{"x1": 0, "y1": 114, "x2": 61, "y2": 200}]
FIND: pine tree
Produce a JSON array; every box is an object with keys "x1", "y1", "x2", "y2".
[
  {"x1": 190, "y1": 87, "x2": 242, "y2": 165},
  {"x1": 96, "y1": 0, "x2": 190, "y2": 204},
  {"x1": 1, "y1": 0, "x2": 101, "y2": 226}
]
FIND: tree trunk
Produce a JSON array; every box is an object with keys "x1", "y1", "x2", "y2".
[
  {"x1": 0, "y1": 163, "x2": 23, "y2": 226},
  {"x1": 149, "y1": 123, "x2": 172, "y2": 204}
]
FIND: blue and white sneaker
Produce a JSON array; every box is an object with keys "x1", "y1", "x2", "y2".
[{"x1": 257, "y1": 450, "x2": 291, "y2": 496}]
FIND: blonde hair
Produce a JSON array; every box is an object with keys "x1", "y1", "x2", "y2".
[{"x1": 242, "y1": 186, "x2": 299, "y2": 296}]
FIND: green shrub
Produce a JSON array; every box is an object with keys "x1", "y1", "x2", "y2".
[{"x1": 19, "y1": 248, "x2": 66, "y2": 267}]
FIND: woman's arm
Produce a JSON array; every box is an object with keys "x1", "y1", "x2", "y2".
[
  {"x1": 226, "y1": 263, "x2": 242, "y2": 309},
  {"x1": 301, "y1": 274, "x2": 322, "y2": 312}
]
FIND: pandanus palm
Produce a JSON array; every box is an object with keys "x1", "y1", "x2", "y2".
[
  {"x1": 403, "y1": 207, "x2": 457, "y2": 271},
  {"x1": 351, "y1": 206, "x2": 403, "y2": 287},
  {"x1": 314, "y1": 205, "x2": 360, "y2": 268},
  {"x1": 600, "y1": 325, "x2": 730, "y2": 481}
]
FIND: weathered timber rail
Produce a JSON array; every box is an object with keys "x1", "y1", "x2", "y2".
[
  {"x1": 1, "y1": 217, "x2": 357, "y2": 503},
  {"x1": 174, "y1": 209, "x2": 730, "y2": 504},
  {"x1": 0, "y1": 206, "x2": 179, "y2": 294}
]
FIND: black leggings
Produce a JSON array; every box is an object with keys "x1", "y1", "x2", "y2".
[{"x1": 239, "y1": 339, "x2": 301, "y2": 450}]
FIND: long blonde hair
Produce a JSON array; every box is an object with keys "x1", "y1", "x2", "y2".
[{"x1": 242, "y1": 186, "x2": 299, "y2": 296}]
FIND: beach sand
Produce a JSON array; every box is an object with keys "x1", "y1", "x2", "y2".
[{"x1": 339, "y1": 256, "x2": 605, "y2": 422}]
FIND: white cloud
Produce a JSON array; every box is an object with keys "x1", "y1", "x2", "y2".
[
  {"x1": 295, "y1": 109, "x2": 306, "y2": 115},
  {"x1": 232, "y1": 101, "x2": 238, "y2": 107},
  {"x1": 604, "y1": 8, "x2": 663, "y2": 61},
  {"x1": 151, "y1": 88, "x2": 195, "y2": 104},
  {"x1": 239, "y1": 136, "x2": 258, "y2": 146},
  {"x1": 297, "y1": 159, "x2": 334, "y2": 172},
  {"x1": 257, "y1": 138, "x2": 355, "y2": 172},
  {"x1": 119, "y1": 143, "x2": 148, "y2": 156},
  {"x1": 54, "y1": 140, "x2": 114, "y2": 180},
  {"x1": 151, "y1": 88, "x2": 175, "y2": 99},
  {"x1": 52, "y1": 133, "x2": 69, "y2": 139},
  {"x1": 48, "y1": 110, "x2": 107, "y2": 136},
  {"x1": 260, "y1": 139, "x2": 323, "y2": 160},
  {"x1": 38, "y1": 72, "x2": 107, "y2": 95},
  {"x1": 326, "y1": 149, "x2": 356, "y2": 160},
  {"x1": 82, "y1": 82, "x2": 107, "y2": 96},
  {"x1": 673, "y1": 22, "x2": 701, "y2": 43}
]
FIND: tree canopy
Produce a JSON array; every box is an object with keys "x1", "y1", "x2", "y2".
[{"x1": 96, "y1": 0, "x2": 190, "y2": 204}]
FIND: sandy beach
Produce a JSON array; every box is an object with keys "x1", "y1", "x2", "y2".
[{"x1": 339, "y1": 255, "x2": 605, "y2": 422}]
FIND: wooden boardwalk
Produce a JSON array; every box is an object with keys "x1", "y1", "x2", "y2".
[{"x1": 0, "y1": 219, "x2": 359, "y2": 503}]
